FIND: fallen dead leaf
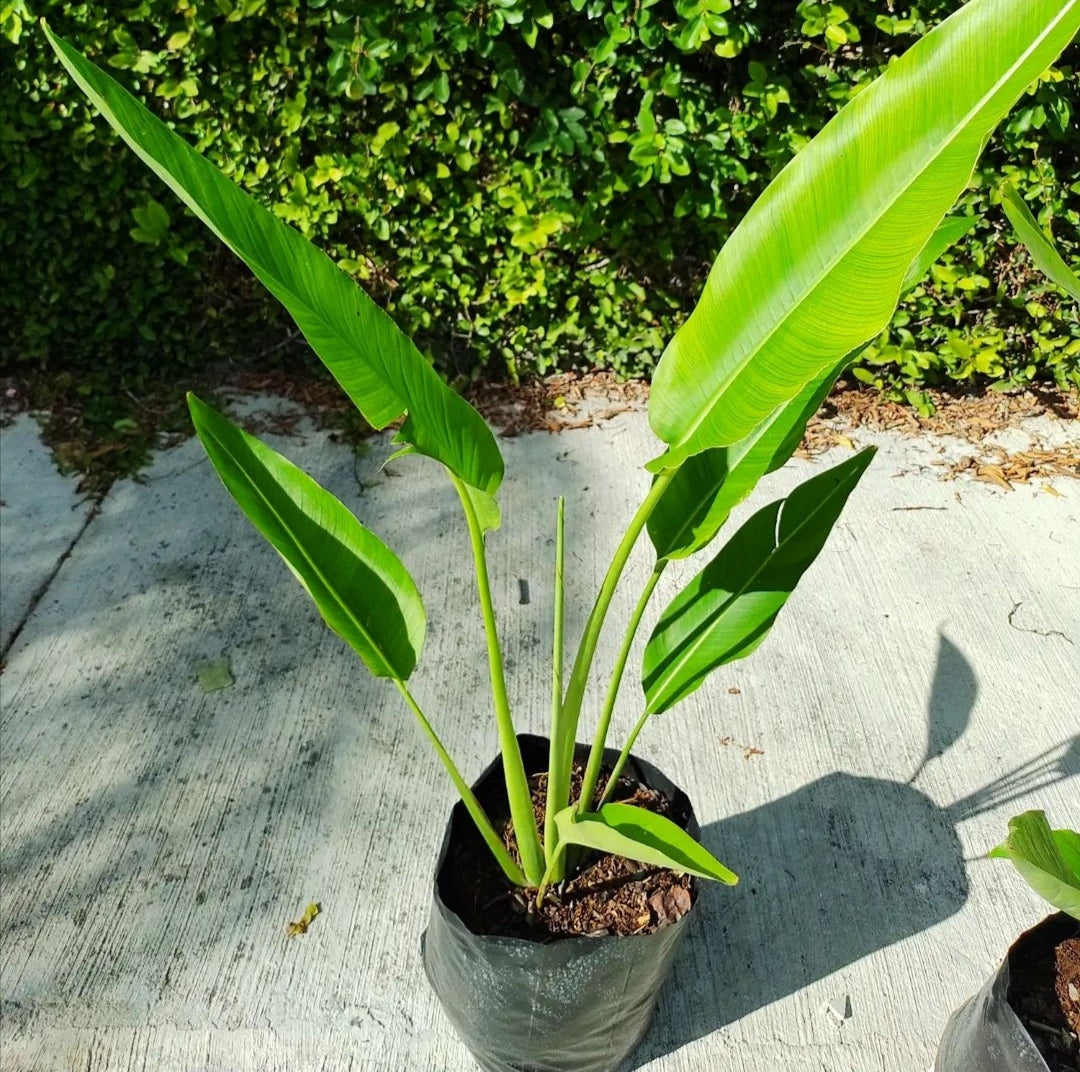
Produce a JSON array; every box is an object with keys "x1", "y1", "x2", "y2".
[
  {"x1": 285, "y1": 901, "x2": 321, "y2": 938},
  {"x1": 975, "y1": 464, "x2": 1013, "y2": 491}
]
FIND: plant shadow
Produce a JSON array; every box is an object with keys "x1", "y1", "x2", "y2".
[{"x1": 621, "y1": 632, "x2": 1077, "y2": 1069}]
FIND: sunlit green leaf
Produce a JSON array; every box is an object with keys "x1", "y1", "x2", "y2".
[
  {"x1": 189, "y1": 393, "x2": 425, "y2": 680},
  {"x1": 648, "y1": 0, "x2": 1080, "y2": 471},
  {"x1": 554, "y1": 802, "x2": 738, "y2": 883},
  {"x1": 643, "y1": 449, "x2": 875, "y2": 713},
  {"x1": 45, "y1": 25, "x2": 504, "y2": 505}
]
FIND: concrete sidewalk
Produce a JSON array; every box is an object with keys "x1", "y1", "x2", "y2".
[{"x1": 1, "y1": 399, "x2": 1077, "y2": 1072}]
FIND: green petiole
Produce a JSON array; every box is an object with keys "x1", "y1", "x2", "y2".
[
  {"x1": 394, "y1": 679, "x2": 526, "y2": 886},
  {"x1": 452, "y1": 474, "x2": 545, "y2": 886},
  {"x1": 597, "y1": 709, "x2": 652, "y2": 809},
  {"x1": 544, "y1": 497, "x2": 567, "y2": 868},
  {"x1": 576, "y1": 562, "x2": 666, "y2": 818},
  {"x1": 546, "y1": 469, "x2": 677, "y2": 877}
]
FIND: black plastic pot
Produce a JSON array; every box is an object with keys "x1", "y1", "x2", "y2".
[
  {"x1": 936, "y1": 913, "x2": 1077, "y2": 1072},
  {"x1": 422, "y1": 734, "x2": 700, "y2": 1072}
]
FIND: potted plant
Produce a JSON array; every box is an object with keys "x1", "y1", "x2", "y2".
[
  {"x1": 937, "y1": 811, "x2": 1080, "y2": 1072},
  {"x1": 43, "y1": 1, "x2": 1080, "y2": 1068}
]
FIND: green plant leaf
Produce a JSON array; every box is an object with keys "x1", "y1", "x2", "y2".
[
  {"x1": 45, "y1": 25, "x2": 504, "y2": 505},
  {"x1": 554, "y1": 802, "x2": 738, "y2": 884},
  {"x1": 647, "y1": 357, "x2": 847, "y2": 561},
  {"x1": 900, "y1": 215, "x2": 980, "y2": 295},
  {"x1": 1000, "y1": 182, "x2": 1080, "y2": 303},
  {"x1": 188, "y1": 393, "x2": 425, "y2": 680},
  {"x1": 643, "y1": 448, "x2": 875, "y2": 714},
  {"x1": 647, "y1": 0, "x2": 1080, "y2": 472},
  {"x1": 989, "y1": 810, "x2": 1080, "y2": 920}
]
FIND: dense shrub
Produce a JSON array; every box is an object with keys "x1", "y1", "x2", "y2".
[{"x1": 3, "y1": 0, "x2": 1078, "y2": 414}]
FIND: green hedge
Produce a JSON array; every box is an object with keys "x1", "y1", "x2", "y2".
[{"x1": 3, "y1": 0, "x2": 1078, "y2": 415}]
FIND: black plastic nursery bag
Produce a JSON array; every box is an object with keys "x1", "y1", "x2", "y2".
[
  {"x1": 936, "y1": 914, "x2": 1070, "y2": 1072},
  {"x1": 422, "y1": 735, "x2": 700, "y2": 1072}
]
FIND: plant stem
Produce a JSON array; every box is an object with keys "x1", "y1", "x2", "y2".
[
  {"x1": 394, "y1": 678, "x2": 526, "y2": 887},
  {"x1": 577, "y1": 561, "x2": 666, "y2": 816},
  {"x1": 546, "y1": 469, "x2": 676, "y2": 874},
  {"x1": 597, "y1": 708, "x2": 652, "y2": 808},
  {"x1": 451, "y1": 475, "x2": 545, "y2": 885},
  {"x1": 544, "y1": 497, "x2": 566, "y2": 866},
  {"x1": 534, "y1": 841, "x2": 568, "y2": 909}
]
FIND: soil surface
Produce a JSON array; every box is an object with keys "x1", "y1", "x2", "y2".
[
  {"x1": 1008, "y1": 915, "x2": 1080, "y2": 1071},
  {"x1": 439, "y1": 759, "x2": 695, "y2": 942}
]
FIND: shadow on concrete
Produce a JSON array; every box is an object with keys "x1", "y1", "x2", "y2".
[{"x1": 623, "y1": 633, "x2": 1078, "y2": 1069}]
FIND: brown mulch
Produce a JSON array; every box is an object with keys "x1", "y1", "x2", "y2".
[
  {"x1": 804, "y1": 385, "x2": 1080, "y2": 489},
  {"x1": 465, "y1": 370, "x2": 647, "y2": 438},
  {"x1": 4, "y1": 364, "x2": 1077, "y2": 493}
]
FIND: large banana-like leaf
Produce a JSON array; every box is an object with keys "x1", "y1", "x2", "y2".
[
  {"x1": 1000, "y1": 183, "x2": 1080, "y2": 302},
  {"x1": 46, "y1": 26, "x2": 504, "y2": 510},
  {"x1": 647, "y1": 208, "x2": 980, "y2": 565},
  {"x1": 188, "y1": 394, "x2": 425, "y2": 680},
  {"x1": 647, "y1": 0, "x2": 1080, "y2": 472},
  {"x1": 553, "y1": 803, "x2": 737, "y2": 884},
  {"x1": 647, "y1": 357, "x2": 846, "y2": 561},
  {"x1": 643, "y1": 449, "x2": 875, "y2": 714}
]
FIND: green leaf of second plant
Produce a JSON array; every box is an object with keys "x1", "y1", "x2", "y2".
[
  {"x1": 554, "y1": 802, "x2": 738, "y2": 884},
  {"x1": 989, "y1": 810, "x2": 1080, "y2": 920},
  {"x1": 188, "y1": 393, "x2": 425, "y2": 680}
]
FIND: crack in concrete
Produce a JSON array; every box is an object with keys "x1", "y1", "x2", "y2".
[
  {"x1": 1, "y1": 499, "x2": 101, "y2": 666},
  {"x1": 1007, "y1": 599, "x2": 1074, "y2": 645}
]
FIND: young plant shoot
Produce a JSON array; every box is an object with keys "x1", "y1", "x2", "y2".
[{"x1": 43, "y1": 0, "x2": 1080, "y2": 898}]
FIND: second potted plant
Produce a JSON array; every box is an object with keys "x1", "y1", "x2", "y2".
[{"x1": 937, "y1": 811, "x2": 1080, "y2": 1072}]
